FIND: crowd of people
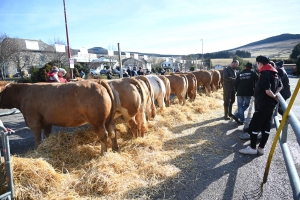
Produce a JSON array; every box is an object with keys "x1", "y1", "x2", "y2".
[{"x1": 222, "y1": 56, "x2": 291, "y2": 155}]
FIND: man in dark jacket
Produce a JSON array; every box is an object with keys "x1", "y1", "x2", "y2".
[
  {"x1": 275, "y1": 60, "x2": 291, "y2": 115},
  {"x1": 233, "y1": 62, "x2": 258, "y2": 125},
  {"x1": 239, "y1": 55, "x2": 282, "y2": 155},
  {"x1": 106, "y1": 69, "x2": 113, "y2": 79},
  {"x1": 131, "y1": 67, "x2": 138, "y2": 77},
  {"x1": 223, "y1": 60, "x2": 239, "y2": 120}
]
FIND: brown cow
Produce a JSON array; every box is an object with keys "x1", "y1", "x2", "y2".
[
  {"x1": 218, "y1": 69, "x2": 224, "y2": 88},
  {"x1": 211, "y1": 70, "x2": 221, "y2": 92},
  {"x1": 166, "y1": 74, "x2": 188, "y2": 105},
  {"x1": 182, "y1": 73, "x2": 197, "y2": 101},
  {"x1": 105, "y1": 78, "x2": 148, "y2": 138},
  {"x1": 192, "y1": 70, "x2": 212, "y2": 96},
  {"x1": 158, "y1": 75, "x2": 171, "y2": 107},
  {"x1": 0, "y1": 81, "x2": 117, "y2": 155}
]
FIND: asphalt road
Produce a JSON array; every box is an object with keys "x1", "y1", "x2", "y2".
[{"x1": 0, "y1": 77, "x2": 299, "y2": 199}]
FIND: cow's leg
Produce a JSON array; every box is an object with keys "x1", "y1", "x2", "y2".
[
  {"x1": 93, "y1": 125, "x2": 107, "y2": 155},
  {"x1": 205, "y1": 84, "x2": 211, "y2": 96},
  {"x1": 127, "y1": 118, "x2": 139, "y2": 138},
  {"x1": 26, "y1": 117, "x2": 43, "y2": 148},
  {"x1": 30, "y1": 127, "x2": 43, "y2": 148},
  {"x1": 182, "y1": 92, "x2": 187, "y2": 105},
  {"x1": 166, "y1": 99, "x2": 170, "y2": 107},
  {"x1": 106, "y1": 121, "x2": 118, "y2": 152},
  {"x1": 176, "y1": 92, "x2": 183, "y2": 105},
  {"x1": 156, "y1": 93, "x2": 165, "y2": 111},
  {"x1": 43, "y1": 124, "x2": 52, "y2": 138},
  {"x1": 135, "y1": 108, "x2": 147, "y2": 137}
]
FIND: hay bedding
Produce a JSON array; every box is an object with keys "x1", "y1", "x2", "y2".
[{"x1": 0, "y1": 90, "x2": 224, "y2": 199}]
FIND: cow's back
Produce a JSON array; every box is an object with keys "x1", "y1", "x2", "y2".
[
  {"x1": 211, "y1": 70, "x2": 221, "y2": 91},
  {"x1": 166, "y1": 74, "x2": 188, "y2": 105},
  {"x1": 192, "y1": 70, "x2": 212, "y2": 95}
]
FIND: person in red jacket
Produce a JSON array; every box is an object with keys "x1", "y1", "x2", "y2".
[
  {"x1": 47, "y1": 66, "x2": 60, "y2": 82},
  {"x1": 239, "y1": 56, "x2": 282, "y2": 155},
  {"x1": 58, "y1": 68, "x2": 67, "y2": 83}
]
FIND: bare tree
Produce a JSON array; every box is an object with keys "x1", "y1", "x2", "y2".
[
  {"x1": 0, "y1": 34, "x2": 21, "y2": 79},
  {"x1": 9, "y1": 51, "x2": 39, "y2": 78},
  {"x1": 47, "y1": 37, "x2": 69, "y2": 68},
  {"x1": 107, "y1": 45, "x2": 118, "y2": 70},
  {"x1": 148, "y1": 56, "x2": 164, "y2": 71}
]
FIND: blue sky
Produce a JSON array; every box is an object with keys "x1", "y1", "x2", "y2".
[{"x1": 1, "y1": 0, "x2": 300, "y2": 55}]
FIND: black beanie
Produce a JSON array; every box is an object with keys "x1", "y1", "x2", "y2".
[
  {"x1": 256, "y1": 55, "x2": 270, "y2": 64},
  {"x1": 275, "y1": 61, "x2": 284, "y2": 68}
]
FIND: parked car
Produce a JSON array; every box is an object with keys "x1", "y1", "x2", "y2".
[
  {"x1": 112, "y1": 68, "x2": 120, "y2": 75},
  {"x1": 90, "y1": 69, "x2": 99, "y2": 75},
  {"x1": 13, "y1": 72, "x2": 21, "y2": 77},
  {"x1": 100, "y1": 69, "x2": 108, "y2": 75}
]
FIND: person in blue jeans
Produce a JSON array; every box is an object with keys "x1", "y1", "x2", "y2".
[{"x1": 233, "y1": 62, "x2": 258, "y2": 125}]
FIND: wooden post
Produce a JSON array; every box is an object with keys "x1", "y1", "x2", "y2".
[{"x1": 118, "y1": 43, "x2": 123, "y2": 78}]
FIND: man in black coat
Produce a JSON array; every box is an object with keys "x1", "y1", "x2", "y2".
[
  {"x1": 223, "y1": 60, "x2": 239, "y2": 120},
  {"x1": 275, "y1": 60, "x2": 291, "y2": 115},
  {"x1": 233, "y1": 62, "x2": 258, "y2": 125}
]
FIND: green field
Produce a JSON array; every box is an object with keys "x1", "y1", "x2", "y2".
[{"x1": 211, "y1": 58, "x2": 257, "y2": 67}]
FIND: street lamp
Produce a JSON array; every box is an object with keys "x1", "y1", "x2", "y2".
[{"x1": 201, "y1": 39, "x2": 204, "y2": 70}]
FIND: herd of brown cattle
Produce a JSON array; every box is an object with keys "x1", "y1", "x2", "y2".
[{"x1": 0, "y1": 69, "x2": 223, "y2": 155}]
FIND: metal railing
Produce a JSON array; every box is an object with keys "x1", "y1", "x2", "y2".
[
  {"x1": 272, "y1": 93, "x2": 300, "y2": 200},
  {"x1": 0, "y1": 124, "x2": 14, "y2": 200}
]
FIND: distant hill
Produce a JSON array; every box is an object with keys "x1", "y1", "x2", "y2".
[
  {"x1": 229, "y1": 33, "x2": 300, "y2": 58},
  {"x1": 88, "y1": 47, "x2": 108, "y2": 54},
  {"x1": 72, "y1": 33, "x2": 300, "y2": 58}
]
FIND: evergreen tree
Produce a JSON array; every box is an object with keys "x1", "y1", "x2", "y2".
[{"x1": 290, "y1": 43, "x2": 300, "y2": 60}]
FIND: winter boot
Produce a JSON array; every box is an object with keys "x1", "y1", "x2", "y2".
[{"x1": 224, "y1": 106, "x2": 230, "y2": 120}]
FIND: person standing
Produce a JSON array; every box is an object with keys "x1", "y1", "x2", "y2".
[
  {"x1": 223, "y1": 60, "x2": 239, "y2": 120},
  {"x1": 80, "y1": 70, "x2": 85, "y2": 79},
  {"x1": 275, "y1": 60, "x2": 291, "y2": 115},
  {"x1": 47, "y1": 66, "x2": 60, "y2": 82},
  {"x1": 107, "y1": 69, "x2": 113, "y2": 79},
  {"x1": 239, "y1": 56, "x2": 282, "y2": 155},
  {"x1": 137, "y1": 67, "x2": 145, "y2": 75},
  {"x1": 127, "y1": 67, "x2": 132, "y2": 76},
  {"x1": 58, "y1": 68, "x2": 67, "y2": 83},
  {"x1": 131, "y1": 67, "x2": 138, "y2": 77},
  {"x1": 233, "y1": 62, "x2": 258, "y2": 125}
]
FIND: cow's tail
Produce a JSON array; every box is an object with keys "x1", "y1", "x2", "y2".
[
  {"x1": 209, "y1": 70, "x2": 214, "y2": 84},
  {"x1": 159, "y1": 76, "x2": 170, "y2": 105},
  {"x1": 128, "y1": 78, "x2": 145, "y2": 107},
  {"x1": 136, "y1": 76, "x2": 156, "y2": 118},
  {"x1": 180, "y1": 74, "x2": 188, "y2": 100},
  {"x1": 99, "y1": 80, "x2": 117, "y2": 137}
]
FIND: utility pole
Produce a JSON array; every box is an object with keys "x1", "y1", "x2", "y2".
[
  {"x1": 63, "y1": 0, "x2": 73, "y2": 79},
  {"x1": 118, "y1": 43, "x2": 123, "y2": 78},
  {"x1": 201, "y1": 39, "x2": 204, "y2": 70},
  {"x1": 171, "y1": 55, "x2": 174, "y2": 72}
]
